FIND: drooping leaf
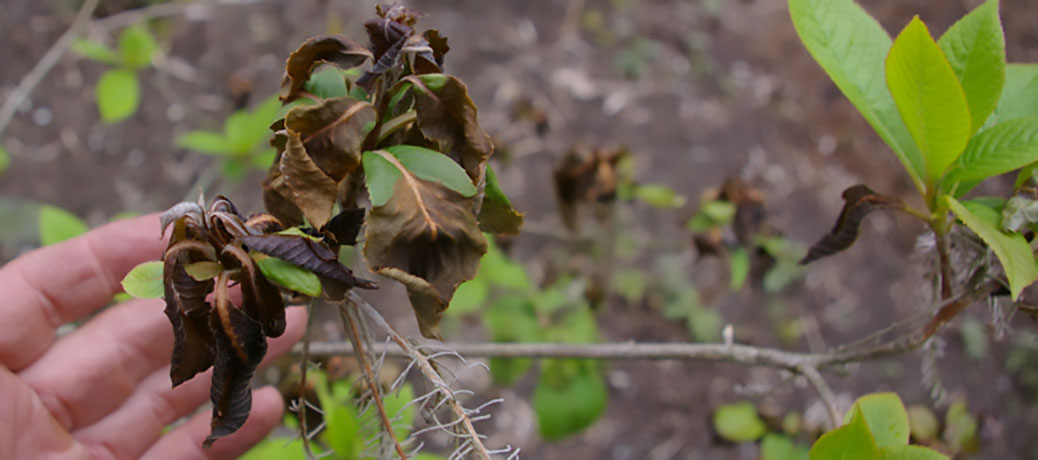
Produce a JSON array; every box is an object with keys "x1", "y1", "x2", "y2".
[
  {"x1": 279, "y1": 130, "x2": 338, "y2": 229},
  {"x1": 121, "y1": 261, "x2": 165, "y2": 298},
  {"x1": 280, "y1": 35, "x2": 372, "y2": 103},
  {"x1": 886, "y1": 17, "x2": 973, "y2": 186},
  {"x1": 789, "y1": 0, "x2": 926, "y2": 191},
  {"x1": 222, "y1": 245, "x2": 286, "y2": 338},
  {"x1": 800, "y1": 185, "x2": 903, "y2": 264},
  {"x1": 809, "y1": 407, "x2": 881, "y2": 460},
  {"x1": 262, "y1": 171, "x2": 305, "y2": 229},
  {"x1": 937, "y1": 0, "x2": 1005, "y2": 134},
  {"x1": 38, "y1": 204, "x2": 88, "y2": 246},
  {"x1": 71, "y1": 38, "x2": 120, "y2": 64},
  {"x1": 362, "y1": 149, "x2": 487, "y2": 338},
  {"x1": 533, "y1": 359, "x2": 607, "y2": 441},
  {"x1": 162, "y1": 241, "x2": 217, "y2": 387},
  {"x1": 323, "y1": 208, "x2": 365, "y2": 246},
  {"x1": 993, "y1": 64, "x2": 1038, "y2": 123},
  {"x1": 96, "y1": 68, "x2": 140, "y2": 123},
  {"x1": 553, "y1": 147, "x2": 624, "y2": 230},
  {"x1": 761, "y1": 433, "x2": 809, "y2": 460},
  {"x1": 945, "y1": 116, "x2": 1038, "y2": 194},
  {"x1": 285, "y1": 97, "x2": 376, "y2": 182},
  {"x1": 713, "y1": 401, "x2": 767, "y2": 442},
  {"x1": 242, "y1": 233, "x2": 376, "y2": 298},
  {"x1": 402, "y1": 74, "x2": 494, "y2": 182},
  {"x1": 302, "y1": 67, "x2": 349, "y2": 100},
  {"x1": 880, "y1": 445, "x2": 949, "y2": 460},
  {"x1": 845, "y1": 393, "x2": 910, "y2": 448},
  {"x1": 947, "y1": 196, "x2": 1037, "y2": 300},
  {"x1": 478, "y1": 165, "x2": 523, "y2": 234},
  {"x1": 204, "y1": 277, "x2": 267, "y2": 448},
  {"x1": 118, "y1": 25, "x2": 156, "y2": 69}
]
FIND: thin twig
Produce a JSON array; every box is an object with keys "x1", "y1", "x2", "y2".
[
  {"x1": 298, "y1": 299, "x2": 316, "y2": 460},
  {"x1": 797, "y1": 365, "x2": 841, "y2": 429},
  {"x1": 339, "y1": 302, "x2": 408, "y2": 460},
  {"x1": 351, "y1": 292, "x2": 494, "y2": 460},
  {"x1": 0, "y1": 0, "x2": 100, "y2": 139}
]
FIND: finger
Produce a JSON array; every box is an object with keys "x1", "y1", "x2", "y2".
[
  {"x1": 74, "y1": 306, "x2": 307, "y2": 459},
  {"x1": 139, "y1": 386, "x2": 284, "y2": 460},
  {"x1": 19, "y1": 298, "x2": 172, "y2": 430},
  {"x1": 0, "y1": 213, "x2": 166, "y2": 370}
]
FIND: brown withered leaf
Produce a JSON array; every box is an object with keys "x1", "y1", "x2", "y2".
[
  {"x1": 280, "y1": 35, "x2": 372, "y2": 103},
  {"x1": 364, "y1": 12, "x2": 412, "y2": 62},
  {"x1": 718, "y1": 177, "x2": 768, "y2": 247},
  {"x1": 800, "y1": 184, "x2": 904, "y2": 265},
  {"x1": 280, "y1": 130, "x2": 338, "y2": 229},
  {"x1": 222, "y1": 245, "x2": 286, "y2": 338},
  {"x1": 363, "y1": 150, "x2": 488, "y2": 338},
  {"x1": 285, "y1": 97, "x2": 376, "y2": 181},
  {"x1": 422, "y1": 29, "x2": 449, "y2": 67},
  {"x1": 242, "y1": 233, "x2": 376, "y2": 293},
  {"x1": 324, "y1": 207, "x2": 365, "y2": 246},
  {"x1": 262, "y1": 172, "x2": 305, "y2": 229},
  {"x1": 553, "y1": 146, "x2": 624, "y2": 230},
  {"x1": 163, "y1": 240, "x2": 217, "y2": 387},
  {"x1": 404, "y1": 74, "x2": 493, "y2": 182},
  {"x1": 477, "y1": 166, "x2": 523, "y2": 235},
  {"x1": 204, "y1": 275, "x2": 267, "y2": 448}
]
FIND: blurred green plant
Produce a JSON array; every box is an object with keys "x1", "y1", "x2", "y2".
[
  {"x1": 176, "y1": 96, "x2": 282, "y2": 178},
  {"x1": 73, "y1": 25, "x2": 157, "y2": 123},
  {"x1": 37, "y1": 204, "x2": 88, "y2": 246}
]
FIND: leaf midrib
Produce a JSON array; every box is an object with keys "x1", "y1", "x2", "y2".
[{"x1": 375, "y1": 150, "x2": 439, "y2": 237}]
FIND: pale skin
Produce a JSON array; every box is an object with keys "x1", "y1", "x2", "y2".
[{"x1": 0, "y1": 214, "x2": 307, "y2": 459}]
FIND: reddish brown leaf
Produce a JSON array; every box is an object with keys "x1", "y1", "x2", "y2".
[
  {"x1": 222, "y1": 245, "x2": 286, "y2": 338},
  {"x1": 284, "y1": 97, "x2": 376, "y2": 182},
  {"x1": 280, "y1": 35, "x2": 372, "y2": 103},
  {"x1": 242, "y1": 233, "x2": 376, "y2": 292},
  {"x1": 552, "y1": 146, "x2": 624, "y2": 230},
  {"x1": 324, "y1": 207, "x2": 365, "y2": 246},
  {"x1": 279, "y1": 130, "x2": 338, "y2": 229},
  {"x1": 800, "y1": 184, "x2": 904, "y2": 265},
  {"x1": 163, "y1": 241, "x2": 217, "y2": 387},
  {"x1": 403, "y1": 74, "x2": 494, "y2": 182}
]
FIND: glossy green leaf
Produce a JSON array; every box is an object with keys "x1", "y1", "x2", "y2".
[
  {"x1": 71, "y1": 39, "x2": 120, "y2": 65},
  {"x1": 118, "y1": 25, "x2": 156, "y2": 69},
  {"x1": 254, "y1": 254, "x2": 321, "y2": 297},
  {"x1": 937, "y1": 0, "x2": 1005, "y2": 134},
  {"x1": 533, "y1": 359, "x2": 607, "y2": 441},
  {"x1": 96, "y1": 69, "x2": 140, "y2": 123},
  {"x1": 361, "y1": 150, "x2": 402, "y2": 206},
  {"x1": 946, "y1": 116, "x2": 1038, "y2": 193},
  {"x1": 728, "y1": 247, "x2": 750, "y2": 291},
  {"x1": 947, "y1": 196, "x2": 1036, "y2": 299},
  {"x1": 844, "y1": 393, "x2": 910, "y2": 448},
  {"x1": 761, "y1": 433, "x2": 809, "y2": 460},
  {"x1": 880, "y1": 445, "x2": 949, "y2": 460},
  {"x1": 713, "y1": 401, "x2": 767, "y2": 442},
  {"x1": 789, "y1": 0, "x2": 925, "y2": 190},
  {"x1": 303, "y1": 67, "x2": 349, "y2": 99},
  {"x1": 384, "y1": 145, "x2": 478, "y2": 197},
  {"x1": 38, "y1": 204, "x2": 88, "y2": 246},
  {"x1": 809, "y1": 407, "x2": 881, "y2": 460},
  {"x1": 177, "y1": 131, "x2": 230, "y2": 155},
  {"x1": 993, "y1": 64, "x2": 1038, "y2": 123},
  {"x1": 886, "y1": 17, "x2": 972, "y2": 186},
  {"x1": 120, "y1": 261, "x2": 164, "y2": 299}
]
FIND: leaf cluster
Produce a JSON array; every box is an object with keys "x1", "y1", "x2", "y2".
[{"x1": 73, "y1": 25, "x2": 157, "y2": 123}]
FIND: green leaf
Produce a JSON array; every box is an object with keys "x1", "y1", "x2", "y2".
[
  {"x1": 484, "y1": 297, "x2": 539, "y2": 385},
  {"x1": 844, "y1": 393, "x2": 910, "y2": 448},
  {"x1": 886, "y1": 17, "x2": 972, "y2": 186},
  {"x1": 728, "y1": 247, "x2": 750, "y2": 291},
  {"x1": 184, "y1": 261, "x2": 223, "y2": 281},
  {"x1": 303, "y1": 67, "x2": 350, "y2": 99},
  {"x1": 533, "y1": 359, "x2": 607, "y2": 441},
  {"x1": 240, "y1": 437, "x2": 307, "y2": 460},
  {"x1": 481, "y1": 239, "x2": 532, "y2": 291},
  {"x1": 447, "y1": 277, "x2": 488, "y2": 315},
  {"x1": 946, "y1": 116, "x2": 1038, "y2": 192},
  {"x1": 71, "y1": 38, "x2": 120, "y2": 65},
  {"x1": 361, "y1": 150, "x2": 403, "y2": 206},
  {"x1": 0, "y1": 145, "x2": 9, "y2": 175},
  {"x1": 937, "y1": 0, "x2": 1005, "y2": 134},
  {"x1": 993, "y1": 64, "x2": 1038, "y2": 123},
  {"x1": 120, "y1": 261, "x2": 164, "y2": 299},
  {"x1": 612, "y1": 268, "x2": 648, "y2": 303},
  {"x1": 687, "y1": 199, "x2": 735, "y2": 231},
  {"x1": 478, "y1": 165, "x2": 523, "y2": 234},
  {"x1": 947, "y1": 196, "x2": 1037, "y2": 299},
  {"x1": 118, "y1": 25, "x2": 156, "y2": 69},
  {"x1": 809, "y1": 407, "x2": 881, "y2": 460},
  {"x1": 713, "y1": 401, "x2": 767, "y2": 442},
  {"x1": 177, "y1": 131, "x2": 230, "y2": 155},
  {"x1": 224, "y1": 112, "x2": 256, "y2": 154},
  {"x1": 907, "y1": 405, "x2": 939, "y2": 443},
  {"x1": 254, "y1": 254, "x2": 322, "y2": 296},
  {"x1": 383, "y1": 145, "x2": 478, "y2": 197},
  {"x1": 880, "y1": 445, "x2": 949, "y2": 460},
  {"x1": 310, "y1": 371, "x2": 360, "y2": 458},
  {"x1": 761, "y1": 433, "x2": 809, "y2": 460},
  {"x1": 943, "y1": 399, "x2": 978, "y2": 452},
  {"x1": 789, "y1": 0, "x2": 925, "y2": 191},
  {"x1": 96, "y1": 69, "x2": 140, "y2": 123},
  {"x1": 38, "y1": 204, "x2": 88, "y2": 246},
  {"x1": 634, "y1": 184, "x2": 686, "y2": 208}
]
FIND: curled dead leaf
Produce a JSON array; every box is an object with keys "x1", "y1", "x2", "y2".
[
  {"x1": 800, "y1": 184, "x2": 904, "y2": 265},
  {"x1": 280, "y1": 35, "x2": 372, "y2": 103},
  {"x1": 403, "y1": 74, "x2": 493, "y2": 182},
  {"x1": 285, "y1": 97, "x2": 376, "y2": 182},
  {"x1": 279, "y1": 130, "x2": 338, "y2": 229}
]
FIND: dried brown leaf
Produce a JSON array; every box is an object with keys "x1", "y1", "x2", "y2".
[
  {"x1": 242, "y1": 233, "x2": 376, "y2": 292},
  {"x1": 285, "y1": 97, "x2": 376, "y2": 181},
  {"x1": 163, "y1": 241, "x2": 217, "y2": 387},
  {"x1": 403, "y1": 74, "x2": 493, "y2": 182},
  {"x1": 280, "y1": 35, "x2": 372, "y2": 103},
  {"x1": 800, "y1": 184, "x2": 904, "y2": 265},
  {"x1": 280, "y1": 130, "x2": 338, "y2": 229},
  {"x1": 223, "y1": 245, "x2": 286, "y2": 338},
  {"x1": 553, "y1": 146, "x2": 623, "y2": 230}
]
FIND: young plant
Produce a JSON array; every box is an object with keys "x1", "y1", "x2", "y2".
[
  {"x1": 176, "y1": 96, "x2": 282, "y2": 178},
  {"x1": 791, "y1": 0, "x2": 1038, "y2": 301},
  {"x1": 73, "y1": 25, "x2": 157, "y2": 123}
]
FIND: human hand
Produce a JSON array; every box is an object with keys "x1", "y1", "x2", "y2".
[{"x1": 0, "y1": 214, "x2": 307, "y2": 459}]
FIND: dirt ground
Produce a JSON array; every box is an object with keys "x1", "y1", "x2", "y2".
[{"x1": 2, "y1": 0, "x2": 1037, "y2": 458}]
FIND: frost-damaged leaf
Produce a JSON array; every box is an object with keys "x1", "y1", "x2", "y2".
[
  {"x1": 478, "y1": 165, "x2": 523, "y2": 234},
  {"x1": 362, "y1": 149, "x2": 487, "y2": 338},
  {"x1": 324, "y1": 207, "x2": 365, "y2": 246},
  {"x1": 800, "y1": 185, "x2": 904, "y2": 264},
  {"x1": 947, "y1": 196, "x2": 1037, "y2": 300},
  {"x1": 280, "y1": 130, "x2": 338, "y2": 229},
  {"x1": 163, "y1": 240, "x2": 217, "y2": 387},
  {"x1": 262, "y1": 170, "x2": 305, "y2": 229},
  {"x1": 403, "y1": 74, "x2": 494, "y2": 182},
  {"x1": 222, "y1": 245, "x2": 286, "y2": 338},
  {"x1": 280, "y1": 35, "x2": 372, "y2": 103},
  {"x1": 553, "y1": 147, "x2": 624, "y2": 230},
  {"x1": 204, "y1": 276, "x2": 267, "y2": 448},
  {"x1": 285, "y1": 97, "x2": 376, "y2": 182},
  {"x1": 242, "y1": 233, "x2": 376, "y2": 296}
]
